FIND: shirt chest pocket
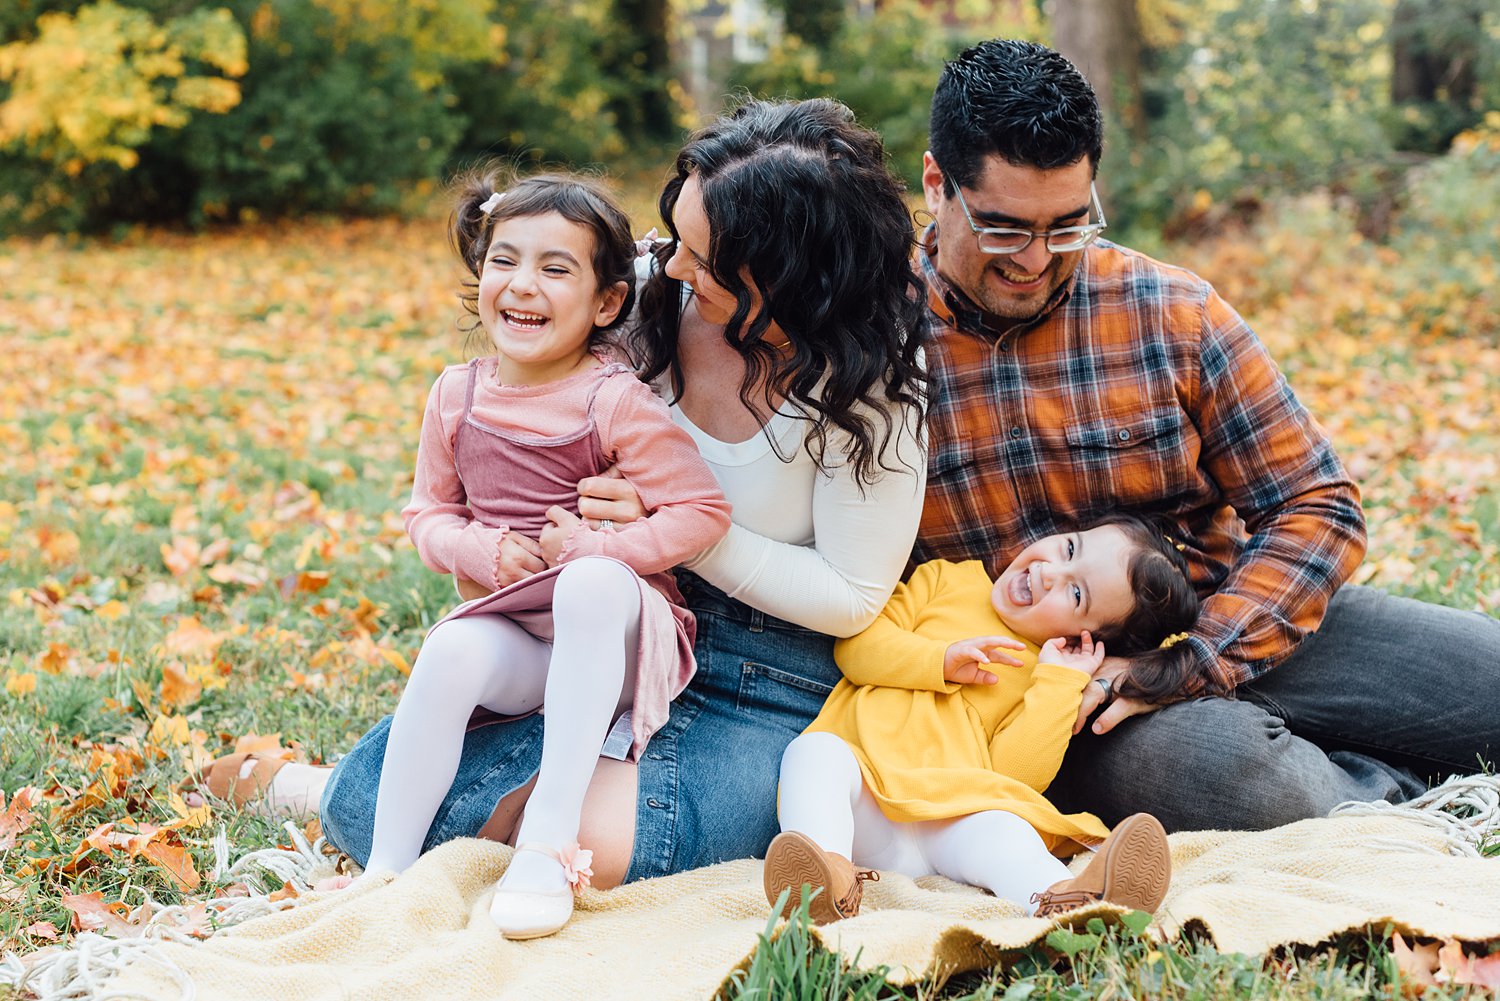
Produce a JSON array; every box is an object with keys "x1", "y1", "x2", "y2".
[{"x1": 1063, "y1": 408, "x2": 1194, "y2": 502}]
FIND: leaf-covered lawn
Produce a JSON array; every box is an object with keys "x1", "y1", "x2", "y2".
[{"x1": 1, "y1": 196, "x2": 1497, "y2": 995}]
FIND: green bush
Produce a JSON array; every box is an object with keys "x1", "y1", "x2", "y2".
[{"x1": 727, "y1": 0, "x2": 1020, "y2": 189}]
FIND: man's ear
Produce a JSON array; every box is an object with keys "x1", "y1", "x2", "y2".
[
  {"x1": 921, "y1": 151, "x2": 946, "y2": 217},
  {"x1": 596, "y1": 280, "x2": 629, "y2": 327}
]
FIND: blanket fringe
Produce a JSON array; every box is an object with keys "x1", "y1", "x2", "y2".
[
  {"x1": 0, "y1": 821, "x2": 345, "y2": 1001},
  {"x1": 1330, "y1": 772, "x2": 1500, "y2": 857}
]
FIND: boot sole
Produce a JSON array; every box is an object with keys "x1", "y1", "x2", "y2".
[
  {"x1": 1098, "y1": 813, "x2": 1171, "y2": 914},
  {"x1": 763, "y1": 831, "x2": 849, "y2": 925}
]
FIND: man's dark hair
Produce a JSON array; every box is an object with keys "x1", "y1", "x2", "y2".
[{"x1": 929, "y1": 38, "x2": 1103, "y2": 193}]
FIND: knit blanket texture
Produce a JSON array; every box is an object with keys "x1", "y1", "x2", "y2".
[{"x1": 83, "y1": 805, "x2": 1500, "y2": 1001}]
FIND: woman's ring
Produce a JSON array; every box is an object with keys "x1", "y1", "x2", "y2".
[{"x1": 598, "y1": 519, "x2": 615, "y2": 531}]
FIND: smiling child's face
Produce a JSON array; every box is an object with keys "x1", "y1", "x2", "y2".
[{"x1": 990, "y1": 525, "x2": 1137, "y2": 646}]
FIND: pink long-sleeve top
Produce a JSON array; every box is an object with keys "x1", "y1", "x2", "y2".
[{"x1": 402, "y1": 357, "x2": 731, "y2": 592}]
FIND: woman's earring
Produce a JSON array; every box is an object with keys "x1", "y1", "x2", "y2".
[{"x1": 913, "y1": 207, "x2": 935, "y2": 228}]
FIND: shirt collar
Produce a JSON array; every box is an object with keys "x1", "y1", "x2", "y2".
[{"x1": 915, "y1": 224, "x2": 1079, "y2": 339}]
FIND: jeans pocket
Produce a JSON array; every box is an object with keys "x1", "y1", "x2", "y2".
[{"x1": 736, "y1": 660, "x2": 837, "y2": 720}]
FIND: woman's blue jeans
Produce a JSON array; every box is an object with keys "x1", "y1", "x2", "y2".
[{"x1": 319, "y1": 572, "x2": 838, "y2": 881}]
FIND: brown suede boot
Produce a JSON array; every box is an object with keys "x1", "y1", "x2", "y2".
[
  {"x1": 1030, "y1": 813, "x2": 1171, "y2": 919},
  {"x1": 763, "y1": 830, "x2": 879, "y2": 925}
]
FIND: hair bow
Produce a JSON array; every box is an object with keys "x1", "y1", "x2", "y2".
[
  {"x1": 479, "y1": 191, "x2": 505, "y2": 216},
  {"x1": 634, "y1": 227, "x2": 661, "y2": 258}
]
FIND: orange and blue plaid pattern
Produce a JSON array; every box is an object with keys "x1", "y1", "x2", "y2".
[{"x1": 914, "y1": 231, "x2": 1367, "y2": 698}]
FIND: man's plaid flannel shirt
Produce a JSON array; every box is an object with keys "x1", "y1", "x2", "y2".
[{"x1": 913, "y1": 230, "x2": 1367, "y2": 698}]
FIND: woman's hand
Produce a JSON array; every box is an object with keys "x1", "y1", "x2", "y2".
[
  {"x1": 540, "y1": 506, "x2": 584, "y2": 566},
  {"x1": 942, "y1": 635, "x2": 1026, "y2": 685},
  {"x1": 577, "y1": 466, "x2": 646, "y2": 528},
  {"x1": 496, "y1": 531, "x2": 547, "y2": 587},
  {"x1": 1038, "y1": 630, "x2": 1105, "y2": 675}
]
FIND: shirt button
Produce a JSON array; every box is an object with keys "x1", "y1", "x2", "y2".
[
  {"x1": 999, "y1": 341, "x2": 1011, "y2": 352},
  {"x1": 1010, "y1": 426, "x2": 1022, "y2": 439},
  {"x1": 1118, "y1": 429, "x2": 1131, "y2": 441}
]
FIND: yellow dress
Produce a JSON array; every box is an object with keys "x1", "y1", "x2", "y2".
[{"x1": 810, "y1": 559, "x2": 1110, "y2": 856}]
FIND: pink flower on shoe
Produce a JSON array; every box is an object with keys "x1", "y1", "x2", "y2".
[{"x1": 557, "y1": 842, "x2": 594, "y2": 892}]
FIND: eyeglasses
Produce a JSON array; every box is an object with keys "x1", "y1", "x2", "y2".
[{"x1": 949, "y1": 180, "x2": 1107, "y2": 255}]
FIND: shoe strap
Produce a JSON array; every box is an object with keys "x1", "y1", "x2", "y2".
[{"x1": 514, "y1": 841, "x2": 595, "y2": 893}]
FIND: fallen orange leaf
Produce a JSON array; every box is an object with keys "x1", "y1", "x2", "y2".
[
  {"x1": 34, "y1": 641, "x2": 72, "y2": 675},
  {"x1": 160, "y1": 536, "x2": 202, "y2": 577},
  {"x1": 1392, "y1": 933, "x2": 1440, "y2": 995},
  {"x1": 141, "y1": 837, "x2": 201, "y2": 891},
  {"x1": 159, "y1": 661, "x2": 202, "y2": 711},
  {"x1": 24, "y1": 920, "x2": 60, "y2": 941},
  {"x1": 0, "y1": 786, "x2": 41, "y2": 850},
  {"x1": 60, "y1": 891, "x2": 151, "y2": 937}
]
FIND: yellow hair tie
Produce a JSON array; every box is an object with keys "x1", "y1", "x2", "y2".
[{"x1": 1159, "y1": 632, "x2": 1190, "y2": 649}]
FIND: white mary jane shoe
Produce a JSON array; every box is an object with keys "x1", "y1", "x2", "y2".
[{"x1": 490, "y1": 841, "x2": 594, "y2": 941}]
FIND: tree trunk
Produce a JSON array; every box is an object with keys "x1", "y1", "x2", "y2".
[
  {"x1": 1048, "y1": 0, "x2": 1145, "y2": 141},
  {"x1": 609, "y1": 0, "x2": 675, "y2": 144}
]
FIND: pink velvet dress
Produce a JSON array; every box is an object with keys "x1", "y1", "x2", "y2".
[{"x1": 403, "y1": 357, "x2": 731, "y2": 758}]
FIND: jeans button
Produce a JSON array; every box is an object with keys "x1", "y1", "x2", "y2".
[
  {"x1": 647, "y1": 798, "x2": 663, "y2": 808},
  {"x1": 647, "y1": 752, "x2": 663, "y2": 760}
]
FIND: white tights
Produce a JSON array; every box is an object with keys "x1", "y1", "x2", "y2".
[
  {"x1": 777, "y1": 732, "x2": 1072, "y2": 913},
  {"x1": 365, "y1": 557, "x2": 640, "y2": 893}
]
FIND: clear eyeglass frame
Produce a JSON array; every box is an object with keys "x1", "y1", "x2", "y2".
[{"x1": 950, "y1": 180, "x2": 1108, "y2": 255}]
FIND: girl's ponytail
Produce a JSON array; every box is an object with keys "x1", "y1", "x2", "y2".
[{"x1": 1115, "y1": 643, "x2": 1201, "y2": 704}]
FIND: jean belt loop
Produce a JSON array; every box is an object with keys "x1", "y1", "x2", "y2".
[{"x1": 749, "y1": 608, "x2": 765, "y2": 633}]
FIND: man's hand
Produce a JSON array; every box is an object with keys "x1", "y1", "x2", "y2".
[
  {"x1": 577, "y1": 466, "x2": 645, "y2": 528},
  {"x1": 1071, "y1": 654, "x2": 1163, "y2": 735},
  {"x1": 496, "y1": 531, "x2": 547, "y2": 587},
  {"x1": 942, "y1": 635, "x2": 1026, "y2": 685},
  {"x1": 540, "y1": 506, "x2": 584, "y2": 566},
  {"x1": 1038, "y1": 630, "x2": 1105, "y2": 675}
]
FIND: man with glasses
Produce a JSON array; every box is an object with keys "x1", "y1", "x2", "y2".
[{"x1": 913, "y1": 38, "x2": 1499, "y2": 832}]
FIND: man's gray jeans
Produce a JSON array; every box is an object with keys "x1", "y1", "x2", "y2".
[{"x1": 1047, "y1": 585, "x2": 1500, "y2": 831}]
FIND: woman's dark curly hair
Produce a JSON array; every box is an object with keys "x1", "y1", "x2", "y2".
[
  {"x1": 449, "y1": 167, "x2": 636, "y2": 355},
  {"x1": 629, "y1": 98, "x2": 928, "y2": 488},
  {"x1": 1081, "y1": 512, "x2": 1204, "y2": 705}
]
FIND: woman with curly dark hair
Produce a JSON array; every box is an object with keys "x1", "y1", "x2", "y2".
[{"x1": 226, "y1": 99, "x2": 933, "y2": 891}]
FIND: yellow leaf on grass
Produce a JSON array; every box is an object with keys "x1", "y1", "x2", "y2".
[
  {"x1": 147, "y1": 713, "x2": 190, "y2": 748},
  {"x1": 96, "y1": 599, "x2": 127, "y2": 620},
  {"x1": 37, "y1": 526, "x2": 80, "y2": 565},
  {"x1": 5, "y1": 670, "x2": 37, "y2": 696},
  {"x1": 232, "y1": 732, "x2": 291, "y2": 758},
  {"x1": 167, "y1": 789, "x2": 212, "y2": 830},
  {"x1": 34, "y1": 641, "x2": 72, "y2": 674},
  {"x1": 377, "y1": 646, "x2": 410, "y2": 675},
  {"x1": 159, "y1": 616, "x2": 225, "y2": 659}
]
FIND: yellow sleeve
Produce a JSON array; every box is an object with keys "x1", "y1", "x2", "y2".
[
  {"x1": 988, "y1": 663, "x2": 1091, "y2": 792},
  {"x1": 832, "y1": 561, "x2": 955, "y2": 693}
]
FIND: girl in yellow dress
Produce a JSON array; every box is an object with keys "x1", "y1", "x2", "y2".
[{"x1": 765, "y1": 514, "x2": 1199, "y2": 924}]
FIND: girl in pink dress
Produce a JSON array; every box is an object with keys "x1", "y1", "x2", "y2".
[{"x1": 364, "y1": 172, "x2": 731, "y2": 940}]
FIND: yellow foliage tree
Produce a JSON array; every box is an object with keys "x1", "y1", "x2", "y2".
[
  {"x1": 0, "y1": 1, "x2": 247, "y2": 175},
  {"x1": 294, "y1": 0, "x2": 496, "y2": 91}
]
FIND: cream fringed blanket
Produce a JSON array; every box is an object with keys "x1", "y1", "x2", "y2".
[{"x1": 7, "y1": 779, "x2": 1495, "y2": 1001}]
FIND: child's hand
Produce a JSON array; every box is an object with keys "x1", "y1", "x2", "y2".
[
  {"x1": 1038, "y1": 630, "x2": 1106, "y2": 675},
  {"x1": 943, "y1": 635, "x2": 1026, "y2": 685},
  {"x1": 540, "y1": 506, "x2": 585, "y2": 566},
  {"x1": 496, "y1": 531, "x2": 546, "y2": 587}
]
